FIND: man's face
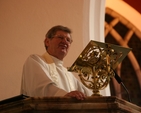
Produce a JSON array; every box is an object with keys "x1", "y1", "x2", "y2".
[{"x1": 44, "y1": 30, "x2": 72, "y2": 60}]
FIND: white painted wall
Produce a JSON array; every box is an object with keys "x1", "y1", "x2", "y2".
[{"x1": 0, "y1": 0, "x2": 85, "y2": 100}]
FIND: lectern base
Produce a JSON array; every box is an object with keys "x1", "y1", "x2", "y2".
[{"x1": 0, "y1": 96, "x2": 141, "y2": 113}]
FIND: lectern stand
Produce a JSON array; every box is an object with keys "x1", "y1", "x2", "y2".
[{"x1": 0, "y1": 96, "x2": 141, "y2": 113}]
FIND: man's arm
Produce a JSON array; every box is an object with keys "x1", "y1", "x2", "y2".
[{"x1": 21, "y1": 55, "x2": 68, "y2": 97}]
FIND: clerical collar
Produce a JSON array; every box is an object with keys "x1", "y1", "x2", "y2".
[{"x1": 50, "y1": 55, "x2": 63, "y2": 67}]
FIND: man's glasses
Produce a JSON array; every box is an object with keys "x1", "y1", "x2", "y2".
[{"x1": 53, "y1": 35, "x2": 73, "y2": 44}]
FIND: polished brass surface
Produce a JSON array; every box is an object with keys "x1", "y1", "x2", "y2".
[{"x1": 68, "y1": 40, "x2": 131, "y2": 96}]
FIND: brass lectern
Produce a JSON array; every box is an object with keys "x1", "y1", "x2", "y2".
[{"x1": 68, "y1": 40, "x2": 131, "y2": 96}]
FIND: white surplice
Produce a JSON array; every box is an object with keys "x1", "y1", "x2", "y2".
[{"x1": 21, "y1": 52, "x2": 92, "y2": 97}]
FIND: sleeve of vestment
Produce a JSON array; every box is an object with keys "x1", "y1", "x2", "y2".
[{"x1": 21, "y1": 54, "x2": 68, "y2": 97}]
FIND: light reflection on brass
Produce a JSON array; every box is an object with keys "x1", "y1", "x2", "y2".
[{"x1": 68, "y1": 40, "x2": 131, "y2": 96}]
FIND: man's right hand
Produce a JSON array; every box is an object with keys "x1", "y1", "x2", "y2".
[{"x1": 64, "y1": 90, "x2": 86, "y2": 100}]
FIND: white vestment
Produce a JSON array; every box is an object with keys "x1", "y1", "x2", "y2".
[{"x1": 21, "y1": 52, "x2": 92, "y2": 97}]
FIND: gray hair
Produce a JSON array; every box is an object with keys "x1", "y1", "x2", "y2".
[{"x1": 44, "y1": 25, "x2": 72, "y2": 50}]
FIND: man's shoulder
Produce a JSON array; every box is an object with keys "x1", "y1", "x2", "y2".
[
  {"x1": 29, "y1": 54, "x2": 40, "y2": 58},
  {"x1": 27, "y1": 54, "x2": 40, "y2": 60},
  {"x1": 25, "y1": 54, "x2": 45, "y2": 63}
]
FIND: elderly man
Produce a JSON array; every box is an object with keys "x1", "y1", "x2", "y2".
[{"x1": 21, "y1": 25, "x2": 92, "y2": 100}]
